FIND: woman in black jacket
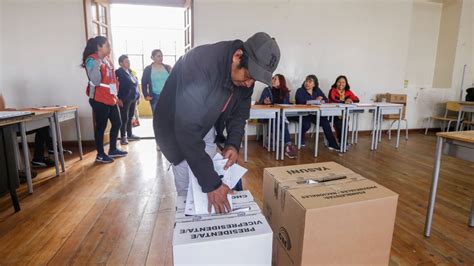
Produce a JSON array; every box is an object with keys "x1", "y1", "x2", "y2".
[
  {"x1": 141, "y1": 49, "x2": 172, "y2": 114},
  {"x1": 116, "y1": 55, "x2": 140, "y2": 145}
]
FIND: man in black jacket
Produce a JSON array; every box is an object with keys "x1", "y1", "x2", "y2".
[{"x1": 154, "y1": 32, "x2": 280, "y2": 213}]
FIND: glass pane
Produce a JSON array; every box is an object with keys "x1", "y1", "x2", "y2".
[
  {"x1": 100, "y1": 26, "x2": 108, "y2": 37},
  {"x1": 99, "y1": 4, "x2": 107, "y2": 24},
  {"x1": 91, "y1": 3, "x2": 97, "y2": 21},
  {"x1": 92, "y1": 23, "x2": 99, "y2": 37}
]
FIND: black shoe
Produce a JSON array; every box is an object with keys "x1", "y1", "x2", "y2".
[{"x1": 108, "y1": 149, "x2": 128, "y2": 158}]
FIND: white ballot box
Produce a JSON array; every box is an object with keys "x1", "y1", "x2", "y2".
[{"x1": 173, "y1": 213, "x2": 272, "y2": 266}]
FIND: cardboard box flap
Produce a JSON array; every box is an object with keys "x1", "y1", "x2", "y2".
[
  {"x1": 173, "y1": 213, "x2": 272, "y2": 245},
  {"x1": 264, "y1": 162, "x2": 354, "y2": 184},
  {"x1": 289, "y1": 178, "x2": 398, "y2": 210}
]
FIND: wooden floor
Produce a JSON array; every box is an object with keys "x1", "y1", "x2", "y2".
[{"x1": 0, "y1": 132, "x2": 473, "y2": 265}]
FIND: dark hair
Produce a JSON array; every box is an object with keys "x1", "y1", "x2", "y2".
[
  {"x1": 81, "y1": 36, "x2": 108, "y2": 68},
  {"x1": 118, "y1": 55, "x2": 129, "y2": 64},
  {"x1": 302, "y1": 74, "x2": 319, "y2": 89},
  {"x1": 237, "y1": 47, "x2": 249, "y2": 70},
  {"x1": 151, "y1": 49, "x2": 163, "y2": 57},
  {"x1": 273, "y1": 74, "x2": 289, "y2": 102},
  {"x1": 331, "y1": 75, "x2": 350, "y2": 91}
]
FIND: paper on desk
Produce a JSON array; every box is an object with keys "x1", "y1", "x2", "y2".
[{"x1": 184, "y1": 154, "x2": 247, "y2": 215}]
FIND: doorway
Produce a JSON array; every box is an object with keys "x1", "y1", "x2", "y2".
[{"x1": 109, "y1": 4, "x2": 185, "y2": 138}]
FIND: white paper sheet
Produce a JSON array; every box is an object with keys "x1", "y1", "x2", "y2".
[{"x1": 184, "y1": 154, "x2": 247, "y2": 215}]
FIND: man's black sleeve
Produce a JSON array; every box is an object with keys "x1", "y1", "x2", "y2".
[{"x1": 173, "y1": 60, "x2": 222, "y2": 193}]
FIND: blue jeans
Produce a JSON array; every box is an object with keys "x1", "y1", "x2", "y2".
[
  {"x1": 301, "y1": 115, "x2": 339, "y2": 148},
  {"x1": 150, "y1": 93, "x2": 160, "y2": 114}
]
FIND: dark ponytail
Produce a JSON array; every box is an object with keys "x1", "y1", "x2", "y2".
[{"x1": 81, "y1": 36, "x2": 108, "y2": 68}]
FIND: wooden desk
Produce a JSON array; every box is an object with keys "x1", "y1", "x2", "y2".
[
  {"x1": 14, "y1": 110, "x2": 60, "y2": 193},
  {"x1": 424, "y1": 130, "x2": 474, "y2": 236},
  {"x1": 0, "y1": 111, "x2": 33, "y2": 212},
  {"x1": 245, "y1": 105, "x2": 281, "y2": 161},
  {"x1": 277, "y1": 105, "x2": 320, "y2": 160},
  {"x1": 27, "y1": 106, "x2": 83, "y2": 172},
  {"x1": 373, "y1": 103, "x2": 404, "y2": 150},
  {"x1": 456, "y1": 101, "x2": 474, "y2": 131}
]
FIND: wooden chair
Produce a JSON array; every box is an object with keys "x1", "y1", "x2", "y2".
[{"x1": 424, "y1": 101, "x2": 462, "y2": 134}]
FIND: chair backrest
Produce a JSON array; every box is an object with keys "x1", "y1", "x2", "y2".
[{"x1": 446, "y1": 101, "x2": 461, "y2": 113}]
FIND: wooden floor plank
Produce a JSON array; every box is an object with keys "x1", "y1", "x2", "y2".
[{"x1": 0, "y1": 133, "x2": 472, "y2": 265}]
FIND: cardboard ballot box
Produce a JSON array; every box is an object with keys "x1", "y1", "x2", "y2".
[
  {"x1": 263, "y1": 162, "x2": 398, "y2": 266},
  {"x1": 173, "y1": 213, "x2": 273, "y2": 266}
]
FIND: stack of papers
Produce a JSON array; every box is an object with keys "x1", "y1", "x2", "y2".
[{"x1": 185, "y1": 154, "x2": 248, "y2": 215}]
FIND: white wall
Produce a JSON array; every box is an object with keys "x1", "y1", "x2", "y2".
[
  {"x1": 194, "y1": 0, "x2": 450, "y2": 133},
  {"x1": 1, "y1": 0, "x2": 91, "y2": 140}
]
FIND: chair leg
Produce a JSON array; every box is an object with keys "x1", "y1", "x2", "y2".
[
  {"x1": 404, "y1": 119, "x2": 408, "y2": 140},
  {"x1": 424, "y1": 117, "x2": 431, "y2": 135},
  {"x1": 446, "y1": 121, "x2": 452, "y2": 132},
  {"x1": 388, "y1": 120, "x2": 397, "y2": 140}
]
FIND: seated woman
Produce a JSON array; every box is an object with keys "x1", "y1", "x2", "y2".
[
  {"x1": 328, "y1": 75, "x2": 360, "y2": 142},
  {"x1": 257, "y1": 74, "x2": 297, "y2": 159},
  {"x1": 295, "y1": 75, "x2": 340, "y2": 151}
]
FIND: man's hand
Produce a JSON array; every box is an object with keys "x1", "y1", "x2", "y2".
[
  {"x1": 207, "y1": 184, "x2": 232, "y2": 214},
  {"x1": 345, "y1": 99, "x2": 353, "y2": 104},
  {"x1": 117, "y1": 99, "x2": 124, "y2": 108},
  {"x1": 145, "y1": 96, "x2": 153, "y2": 101},
  {"x1": 223, "y1": 145, "x2": 239, "y2": 170}
]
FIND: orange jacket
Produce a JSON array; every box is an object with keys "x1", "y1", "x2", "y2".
[{"x1": 85, "y1": 54, "x2": 118, "y2": 106}]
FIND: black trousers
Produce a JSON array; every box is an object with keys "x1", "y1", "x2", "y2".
[
  {"x1": 33, "y1": 127, "x2": 53, "y2": 161},
  {"x1": 89, "y1": 99, "x2": 121, "y2": 155},
  {"x1": 334, "y1": 116, "x2": 343, "y2": 142},
  {"x1": 119, "y1": 100, "x2": 136, "y2": 138}
]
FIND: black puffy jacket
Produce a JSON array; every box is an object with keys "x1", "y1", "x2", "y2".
[{"x1": 154, "y1": 40, "x2": 253, "y2": 193}]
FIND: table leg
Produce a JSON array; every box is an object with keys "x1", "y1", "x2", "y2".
[
  {"x1": 244, "y1": 120, "x2": 248, "y2": 162},
  {"x1": 272, "y1": 116, "x2": 276, "y2": 152},
  {"x1": 276, "y1": 111, "x2": 280, "y2": 160},
  {"x1": 49, "y1": 117, "x2": 60, "y2": 176},
  {"x1": 298, "y1": 115, "x2": 302, "y2": 149},
  {"x1": 268, "y1": 119, "x2": 271, "y2": 152},
  {"x1": 54, "y1": 113, "x2": 66, "y2": 172},
  {"x1": 340, "y1": 109, "x2": 346, "y2": 153},
  {"x1": 396, "y1": 107, "x2": 402, "y2": 148},
  {"x1": 281, "y1": 111, "x2": 285, "y2": 160},
  {"x1": 456, "y1": 108, "x2": 463, "y2": 131},
  {"x1": 75, "y1": 110, "x2": 84, "y2": 160},
  {"x1": 351, "y1": 112, "x2": 355, "y2": 145},
  {"x1": 355, "y1": 113, "x2": 360, "y2": 144},
  {"x1": 424, "y1": 136, "x2": 443, "y2": 237},
  {"x1": 314, "y1": 111, "x2": 320, "y2": 157},
  {"x1": 375, "y1": 108, "x2": 382, "y2": 150},
  {"x1": 371, "y1": 108, "x2": 377, "y2": 150},
  {"x1": 20, "y1": 122, "x2": 33, "y2": 194}
]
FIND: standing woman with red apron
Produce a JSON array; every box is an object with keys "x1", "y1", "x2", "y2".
[{"x1": 82, "y1": 36, "x2": 128, "y2": 163}]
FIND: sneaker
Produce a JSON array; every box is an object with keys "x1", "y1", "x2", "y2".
[
  {"x1": 328, "y1": 145, "x2": 341, "y2": 151},
  {"x1": 128, "y1": 135, "x2": 140, "y2": 141},
  {"x1": 48, "y1": 149, "x2": 72, "y2": 155},
  {"x1": 31, "y1": 160, "x2": 47, "y2": 168},
  {"x1": 301, "y1": 142, "x2": 306, "y2": 147},
  {"x1": 120, "y1": 136, "x2": 129, "y2": 145},
  {"x1": 284, "y1": 143, "x2": 297, "y2": 159},
  {"x1": 43, "y1": 157, "x2": 56, "y2": 167},
  {"x1": 108, "y1": 149, "x2": 128, "y2": 158},
  {"x1": 96, "y1": 154, "x2": 114, "y2": 163}
]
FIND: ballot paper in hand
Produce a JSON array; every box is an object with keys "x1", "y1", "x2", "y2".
[
  {"x1": 212, "y1": 153, "x2": 247, "y2": 189},
  {"x1": 184, "y1": 154, "x2": 248, "y2": 215}
]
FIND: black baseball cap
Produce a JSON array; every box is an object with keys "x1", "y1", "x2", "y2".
[{"x1": 243, "y1": 32, "x2": 281, "y2": 86}]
